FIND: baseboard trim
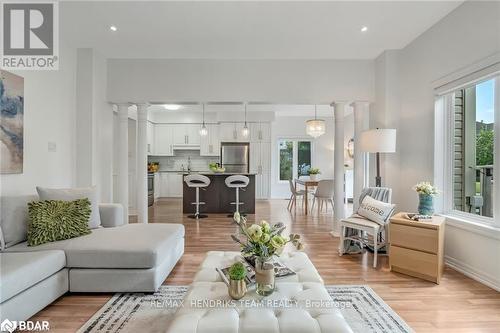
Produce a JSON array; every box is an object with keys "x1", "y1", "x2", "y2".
[{"x1": 445, "y1": 255, "x2": 500, "y2": 292}]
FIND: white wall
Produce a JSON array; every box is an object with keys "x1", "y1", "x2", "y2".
[
  {"x1": 107, "y1": 59, "x2": 374, "y2": 103},
  {"x1": 1, "y1": 45, "x2": 77, "y2": 196},
  {"x1": 75, "y1": 48, "x2": 113, "y2": 202},
  {"x1": 373, "y1": 1, "x2": 500, "y2": 290},
  {"x1": 271, "y1": 116, "x2": 334, "y2": 198}
]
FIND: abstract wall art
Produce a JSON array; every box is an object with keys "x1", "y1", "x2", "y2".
[{"x1": 0, "y1": 70, "x2": 24, "y2": 174}]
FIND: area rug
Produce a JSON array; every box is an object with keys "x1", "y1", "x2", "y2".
[{"x1": 78, "y1": 285, "x2": 412, "y2": 333}]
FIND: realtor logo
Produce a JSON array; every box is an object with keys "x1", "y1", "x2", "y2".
[
  {"x1": 0, "y1": 319, "x2": 17, "y2": 333},
  {"x1": 1, "y1": 1, "x2": 59, "y2": 70}
]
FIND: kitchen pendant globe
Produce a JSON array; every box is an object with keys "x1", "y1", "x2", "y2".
[
  {"x1": 241, "y1": 124, "x2": 249, "y2": 137},
  {"x1": 199, "y1": 124, "x2": 208, "y2": 136}
]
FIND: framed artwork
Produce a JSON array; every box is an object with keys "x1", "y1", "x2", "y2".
[{"x1": 0, "y1": 70, "x2": 24, "y2": 174}]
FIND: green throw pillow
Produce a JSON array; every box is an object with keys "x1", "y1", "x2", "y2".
[{"x1": 27, "y1": 199, "x2": 92, "y2": 246}]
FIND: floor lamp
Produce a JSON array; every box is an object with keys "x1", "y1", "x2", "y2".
[{"x1": 360, "y1": 129, "x2": 397, "y2": 187}]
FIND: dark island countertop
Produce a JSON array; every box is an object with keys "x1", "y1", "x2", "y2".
[
  {"x1": 182, "y1": 173, "x2": 256, "y2": 214},
  {"x1": 183, "y1": 172, "x2": 257, "y2": 176}
]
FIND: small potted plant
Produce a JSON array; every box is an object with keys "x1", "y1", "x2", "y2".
[
  {"x1": 228, "y1": 262, "x2": 247, "y2": 300},
  {"x1": 308, "y1": 167, "x2": 321, "y2": 181},
  {"x1": 413, "y1": 182, "x2": 439, "y2": 216}
]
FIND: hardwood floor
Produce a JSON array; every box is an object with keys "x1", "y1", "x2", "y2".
[{"x1": 31, "y1": 199, "x2": 500, "y2": 332}]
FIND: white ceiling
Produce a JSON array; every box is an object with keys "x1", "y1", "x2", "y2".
[
  {"x1": 60, "y1": 1, "x2": 463, "y2": 59},
  {"x1": 146, "y1": 103, "x2": 340, "y2": 117}
]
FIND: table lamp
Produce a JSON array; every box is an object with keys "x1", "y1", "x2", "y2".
[{"x1": 359, "y1": 128, "x2": 397, "y2": 187}]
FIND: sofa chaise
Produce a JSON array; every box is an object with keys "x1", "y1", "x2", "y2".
[{"x1": 0, "y1": 195, "x2": 185, "y2": 322}]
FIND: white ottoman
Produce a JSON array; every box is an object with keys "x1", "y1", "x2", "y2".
[
  {"x1": 193, "y1": 251, "x2": 323, "y2": 284},
  {"x1": 167, "y1": 252, "x2": 352, "y2": 333},
  {"x1": 167, "y1": 281, "x2": 353, "y2": 333}
]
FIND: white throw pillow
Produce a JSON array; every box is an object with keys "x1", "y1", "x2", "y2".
[
  {"x1": 36, "y1": 186, "x2": 101, "y2": 229},
  {"x1": 357, "y1": 195, "x2": 395, "y2": 225}
]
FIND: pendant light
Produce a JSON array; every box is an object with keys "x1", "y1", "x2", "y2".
[
  {"x1": 306, "y1": 105, "x2": 326, "y2": 138},
  {"x1": 242, "y1": 103, "x2": 249, "y2": 137},
  {"x1": 199, "y1": 103, "x2": 208, "y2": 136}
]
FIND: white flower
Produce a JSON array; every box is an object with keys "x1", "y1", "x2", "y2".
[
  {"x1": 247, "y1": 224, "x2": 263, "y2": 242},
  {"x1": 233, "y1": 212, "x2": 241, "y2": 224}
]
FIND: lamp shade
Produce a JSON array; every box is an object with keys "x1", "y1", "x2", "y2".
[{"x1": 359, "y1": 129, "x2": 396, "y2": 153}]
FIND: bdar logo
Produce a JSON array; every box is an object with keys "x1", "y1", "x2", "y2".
[{"x1": 0, "y1": 319, "x2": 17, "y2": 333}]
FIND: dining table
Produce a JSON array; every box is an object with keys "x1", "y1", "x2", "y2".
[{"x1": 294, "y1": 178, "x2": 319, "y2": 215}]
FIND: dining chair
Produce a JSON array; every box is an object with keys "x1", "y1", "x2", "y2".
[
  {"x1": 310, "y1": 179, "x2": 334, "y2": 213},
  {"x1": 287, "y1": 179, "x2": 306, "y2": 210}
]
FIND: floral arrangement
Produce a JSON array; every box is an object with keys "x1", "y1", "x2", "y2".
[
  {"x1": 228, "y1": 262, "x2": 247, "y2": 281},
  {"x1": 231, "y1": 212, "x2": 304, "y2": 261},
  {"x1": 413, "y1": 181, "x2": 439, "y2": 196},
  {"x1": 308, "y1": 167, "x2": 321, "y2": 175}
]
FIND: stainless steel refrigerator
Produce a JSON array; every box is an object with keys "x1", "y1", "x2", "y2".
[{"x1": 221, "y1": 143, "x2": 249, "y2": 173}]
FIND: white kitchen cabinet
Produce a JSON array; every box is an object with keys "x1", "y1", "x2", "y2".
[
  {"x1": 159, "y1": 172, "x2": 170, "y2": 197},
  {"x1": 173, "y1": 124, "x2": 201, "y2": 145},
  {"x1": 158, "y1": 172, "x2": 184, "y2": 197},
  {"x1": 200, "y1": 124, "x2": 220, "y2": 156},
  {"x1": 219, "y1": 122, "x2": 250, "y2": 142},
  {"x1": 250, "y1": 122, "x2": 271, "y2": 142},
  {"x1": 250, "y1": 141, "x2": 271, "y2": 199},
  {"x1": 154, "y1": 172, "x2": 161, "y2": 199},
  {"x1": 147, "y1": 121, "x2": 155, "y2": 154},
  {"x1": 255, "y1": 172, "x2": 270, "y2": 199},
  {"x1": 154, "y1": 124, "x2": 174, "y2": 156},
  {"x1": 168, "y1": 173, "x2": 184, "y2": 197}
]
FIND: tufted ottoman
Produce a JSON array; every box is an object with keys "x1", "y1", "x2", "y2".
[
  {"x1": 193, "y1": 251, "x2": 324, "y2": 284},
  {"x1": 166, "y1": 252, "x2": 352, "y2": 333}
]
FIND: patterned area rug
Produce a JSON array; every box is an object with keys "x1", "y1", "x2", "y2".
[{"x1": 78, "y1": 285, "x2": 412, "y2": 333}]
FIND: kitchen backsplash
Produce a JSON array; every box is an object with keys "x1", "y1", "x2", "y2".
[{"x1": 148, "y1": 150, "x2": 219, "y2": 172}]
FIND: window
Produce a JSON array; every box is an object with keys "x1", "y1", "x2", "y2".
[
  {"x1": 279, "y1": 139, "x2": 312, "y2": 181},
  {"x1": 435, "y1": 74, "x2": 498, "y2": 225},
  {"x1": 453, "y1": 79, "x2": 495, "y2": 218}
]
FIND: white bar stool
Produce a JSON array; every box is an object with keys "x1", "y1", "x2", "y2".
[
  {"x1": 184, "y1": 174, "x2": 211, "y2": 219},
  {"x1": 225, "y1": 175, "x2": 250, "y2": 216}
]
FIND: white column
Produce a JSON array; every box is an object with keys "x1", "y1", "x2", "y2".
[
  {"x1": 351, "y1": 101, "x2": 370, "y2": 211},
  {"x1": 136, "y1": 103, "x2": 149, "y2": 224},
  {"x1": 332, "y1": 102, "x2": 346, "y2": 236},
  {"x1": 116, "y1": 103, "x2": 129, "y2": 224}
]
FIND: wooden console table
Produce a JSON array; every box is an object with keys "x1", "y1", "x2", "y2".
[{"x1": 389, "y1": 212, "x2": 445, "y2": 284}]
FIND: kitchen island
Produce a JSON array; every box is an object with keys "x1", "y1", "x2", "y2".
[{"x1": 182, "y1": 173, "x2": 256, "y2": 214}]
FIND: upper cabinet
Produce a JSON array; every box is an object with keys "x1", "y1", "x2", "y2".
[
  {"x1": 219, "y1": 122, "x2": 251, "y2": 142},
  {"x1": 200, "y1": 124, "x2": 220, "y2": 156},
  {"x1": 147, "y1": 121, "x2": 155, "y2": 154},
  {"x1": 172, "y1": 124, "x2": 200, "y2": 146},
  {"x1": 153, "y1": 124, "x2": 174, "y2": 156},
  {"x1": 250, "y1": 122, "x2": 271, "y2": 142}
]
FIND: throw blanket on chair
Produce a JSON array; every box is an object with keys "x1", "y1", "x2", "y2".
[{"x1": 342, "y1": 187, "x2": 392, "y2": 254}]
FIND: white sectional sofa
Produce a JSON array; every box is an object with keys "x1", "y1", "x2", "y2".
[{"x1": 0, "y1": 195, "x2": 185, "y2": 322}]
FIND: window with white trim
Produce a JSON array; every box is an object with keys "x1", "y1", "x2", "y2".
[
  {"x1": 278, "y1": 139, "x2": 312, "y2": 181},
  {"x1": 435, "y1": 74, "x2": 499, "y2": 225}
]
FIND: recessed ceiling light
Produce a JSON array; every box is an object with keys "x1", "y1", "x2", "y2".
[
  {"x1": 361, "y1": 26, "x2": 368, "y2": 32},
  {"x1": 163, "y1": 104, "x2": 182, "y2": 111},
  {"x1": 110, "y1": 25, "x2": 117, "y2": 32}
]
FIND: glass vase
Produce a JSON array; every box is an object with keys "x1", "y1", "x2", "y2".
[
  {"x1": 255, "y1": 257, "x2": 275, "y2": 296},
  {"x1": 418, "y1": 193, "x2": 434, "y2": 215}
]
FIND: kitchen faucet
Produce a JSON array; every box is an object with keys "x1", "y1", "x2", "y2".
[{"x1": 187, "y1": 156, "x2": 192, "y2": 172}]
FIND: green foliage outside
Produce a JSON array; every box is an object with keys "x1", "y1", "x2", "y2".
[{"x1": 476, "y1": 129, "x2": 494, "y2": 166}]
